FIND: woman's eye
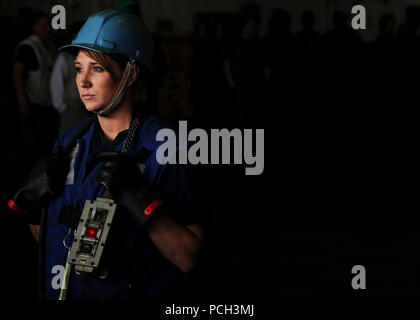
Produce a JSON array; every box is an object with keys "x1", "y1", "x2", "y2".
[
  {"x1": 93, "y1": 66, "x2": 104, "y2": 72},
  {"x1": 74, "y1": 67, "x2": 82, "y2": 73}
]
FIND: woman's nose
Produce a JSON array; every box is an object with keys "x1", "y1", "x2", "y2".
[{"x1": 78, "y1": 71, "x2": 92, "y2": 88}]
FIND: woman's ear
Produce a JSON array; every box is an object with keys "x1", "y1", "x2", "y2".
[{"x1": 128, "y1": 65, "x2": 140, "y2": 87}]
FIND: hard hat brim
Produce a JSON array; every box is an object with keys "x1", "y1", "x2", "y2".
[{"x1": 58, "y1": 43, "x2": 118, "y2": 57}]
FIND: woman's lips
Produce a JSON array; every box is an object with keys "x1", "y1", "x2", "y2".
[{"x1": 82, "y1": 94, "x2": 95, "y2": 100}]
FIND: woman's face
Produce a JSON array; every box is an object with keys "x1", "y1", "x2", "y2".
[{"x1": 74, "y1": 50, "x2": 121, "y2": 112}]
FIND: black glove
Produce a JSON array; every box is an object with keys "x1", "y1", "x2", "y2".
[
  {"x1": 95, "y1": 151, "x2": 165, "y2": 227},
  {"x1": 8, "y1": 146, "x2": 72, "y2": 224}
]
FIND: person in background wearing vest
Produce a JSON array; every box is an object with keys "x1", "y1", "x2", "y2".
[
  {"x1": 12, "y1": 11, "x2": 59, "y2": 168},
  {"x1": 9, "y1": 10, "x2": 205, "y2": 300},
  {"x1": 50, "y1": 21, "x2": 90, "y2": 135}
]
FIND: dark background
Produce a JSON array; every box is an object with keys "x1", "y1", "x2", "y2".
[{"x1": 1, "y1": 0, "x2": 420, "y2": 302}]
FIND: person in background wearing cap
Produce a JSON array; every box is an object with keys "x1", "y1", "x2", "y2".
[{"x1": 9, "y1": 10, "x2": 204, "y2": 300}]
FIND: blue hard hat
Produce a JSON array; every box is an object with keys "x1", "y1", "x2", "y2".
[{"x1": 59, "y1": 10, "x2": 154, "y2": 70}]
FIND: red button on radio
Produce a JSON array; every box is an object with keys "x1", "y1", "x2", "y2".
[{"x1": 85, "y1": 226, "x2": 98, "y2": 238}]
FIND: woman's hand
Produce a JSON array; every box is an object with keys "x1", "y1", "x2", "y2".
[
  {"x1": 95, "y1": 152, "x2": 165, "y2": 227},
  {"x1": 9, "y1": 146, "x2": 72, "y2": 224}
]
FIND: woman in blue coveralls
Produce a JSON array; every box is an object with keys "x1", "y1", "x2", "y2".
[{"x1": 9, "y1": 10, "x2": 204, "y2": 300}]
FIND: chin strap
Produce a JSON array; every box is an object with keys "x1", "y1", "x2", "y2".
[{"x1": 94, "y1": 60, "x2": 136, "y2": 117}]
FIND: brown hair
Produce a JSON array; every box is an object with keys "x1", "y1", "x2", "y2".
[{"x1": 81, "y1": 49, "x2": 119, "y2": 80}]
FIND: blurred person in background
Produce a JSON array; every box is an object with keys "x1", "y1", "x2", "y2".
[
  {"x1": 50, "y1": 21, "x2": 89, "y2": 135},
  {"x1": 223, "y1": 14, "x2": 267, "y2": 128},
  {"x1": 10, "y1": 11, "x2": 59, "y2": 188},
  {"x1": 14, "y1": 11, "x2": 55, "y2": 117}
]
